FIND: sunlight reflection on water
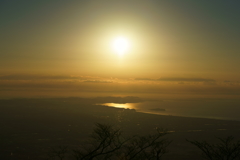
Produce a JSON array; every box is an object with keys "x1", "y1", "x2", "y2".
[
  {"x1": 98, "y1": 101, "x2": 240, "y2": 121},
  {"x1": 99, "y1": 103, "x2": 138, "y2": 109}
]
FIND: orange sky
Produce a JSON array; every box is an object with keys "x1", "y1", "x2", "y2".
[{"x1": 1, "y1": 0, "x2": 240, "y2": 98}]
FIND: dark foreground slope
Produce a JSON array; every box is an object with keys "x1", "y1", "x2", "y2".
[{"x1": 1, "y1": 98, "x2": 240, "y2": 160}]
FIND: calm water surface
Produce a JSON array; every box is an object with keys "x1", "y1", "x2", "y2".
[{"x1": 100, "y1": 99, "x2": 240, "y2": 121}]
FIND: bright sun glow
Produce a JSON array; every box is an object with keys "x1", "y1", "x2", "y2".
[{"x1": 112, "y1": 37, "x2": 130, "y2": 56}]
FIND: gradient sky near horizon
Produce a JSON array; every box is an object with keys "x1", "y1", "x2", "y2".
[{"x1": 1, "y1": 0, "x2": 240, "y2": 98}]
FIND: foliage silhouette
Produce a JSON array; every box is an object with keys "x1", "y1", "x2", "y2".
[
  {"x1": 187, "y1": 136, "x2": 240, "y2": 160},
  {"x1": 47, "y1": 123, "x2": 171, "y2": 160}
]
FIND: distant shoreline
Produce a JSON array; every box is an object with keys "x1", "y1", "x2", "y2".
[
  {"x1": 1, "y1": 97, "x2": 240, "y2": 122},
  {"x1": 97, "y1": 102, "x2": 240, "y2": 122}
]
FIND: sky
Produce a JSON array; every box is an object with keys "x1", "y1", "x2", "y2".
[{"x1": 1, "y1": 0, "x2": 240, "y2": 98}]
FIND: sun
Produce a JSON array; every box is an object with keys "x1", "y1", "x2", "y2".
[{"x1": 112, "y1": 36, "x2": 130, "y2": 56}]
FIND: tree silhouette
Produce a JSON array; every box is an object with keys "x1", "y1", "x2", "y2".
[
  {"x1": 47, "y1": 123, "x2": 171, "y2": 160},
  {"x1": 123, "y1": 128, "x2": 170, "y2": 160},
  {"x1": 72, "y1": 123, "x2": 128, "y2": 160},
  {"x1": 187, "y1": 136, "x2": 240, "y2": 160}
]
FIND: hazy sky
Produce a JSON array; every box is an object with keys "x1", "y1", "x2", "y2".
[{"x1": 1, "y1": 0, "x2": 240, "y2": 98}]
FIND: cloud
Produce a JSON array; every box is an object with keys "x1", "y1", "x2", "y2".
[
  {"x1": 1, "y1": 75, "x2": 215, "y2": 83},
  {"x1": 224, "y1": 81, "x2": 231, "y2": 82},
  {"x1": 0, "y1": 74, "x2": 82, "y2": 80},
  {"x1": 2, "y1": 74, "x2": 240, "y2": 99},
  {"x1": 83, "y1": 80, "x2": 113, "y2": 83},
  {"x1": 0, "y1": 74, "x2": 115, "y2": 83},
  {"x1": 135, "y1": 77, "x2": 215, "y2": 82},
  {"x1": 134, "y1": 78, "x2": 155, "y2": 81},
  {"x1": 157, "y1": 77, "x2": 215, "y2": 82}
]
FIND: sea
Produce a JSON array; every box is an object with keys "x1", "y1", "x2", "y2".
[{"x1": 100, "y1": 99, "x2": 240, "y2": 121}]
